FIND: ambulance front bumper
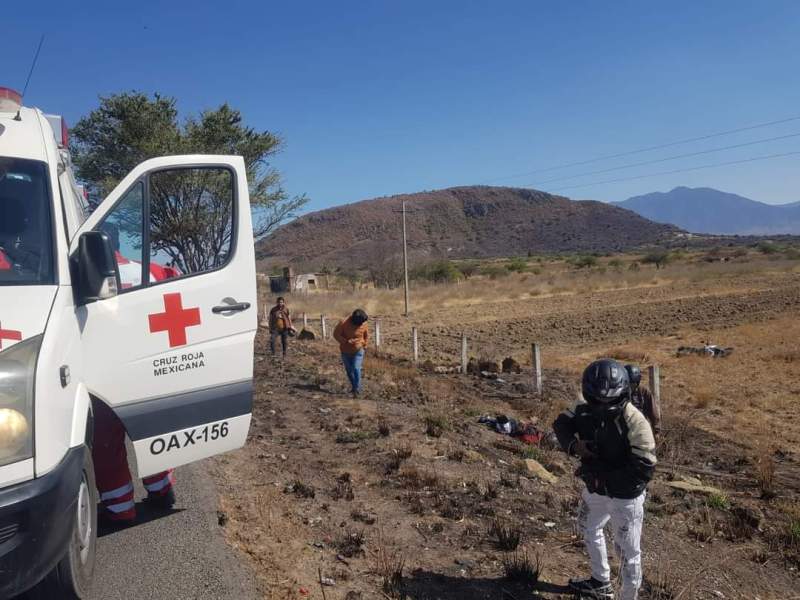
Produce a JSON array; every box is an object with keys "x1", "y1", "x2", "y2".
[{"x1": 0, "y1": 446, "x2": 83, "y2": 599}]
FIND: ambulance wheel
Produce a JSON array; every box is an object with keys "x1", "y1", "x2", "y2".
[{"x1": 31, "y1": 447, "x2": 98, "y2": 599}]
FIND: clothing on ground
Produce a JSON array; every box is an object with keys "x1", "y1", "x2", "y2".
[
  {"x1": 342, "y1": 349, "x2": 365, "y2": 393},
  {"x1": 92, "y1": 400, "x2": 174, "y2": 521},
  {"x1": 333, "y1": 317, "x2": 369, "y2": 355},
  {"x1": 578, "y1": 488, "x2": 646, "y2": 600}
]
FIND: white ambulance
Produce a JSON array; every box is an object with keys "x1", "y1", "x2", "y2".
[{"x1": 0, "y1": 87, "x2": 256, "y2": 598}]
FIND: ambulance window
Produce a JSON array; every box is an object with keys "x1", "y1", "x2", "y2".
[
  {"x1": 97, "y1": 182, "x2": 145, "y2": 290},
  {"x1": 148, "y1": 167, "x2": 234, "y2": 281},
  {"x1": 0, "y1": 157, "x2": 55, "y2": 285}
]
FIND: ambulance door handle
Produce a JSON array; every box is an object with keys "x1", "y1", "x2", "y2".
[{"x1": 212, "y1": 301, "x2": 251, "y2": 314}]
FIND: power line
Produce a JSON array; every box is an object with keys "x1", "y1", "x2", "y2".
[
  {"x1": 485, "y1": 114, "x2": 800, "y2": 183},
  {"x1": 529, "y1": 131, "x2": 800, "y2": 186},
  {"x1": 546, "y1": 150, "x2": 800, "y2": 192}
]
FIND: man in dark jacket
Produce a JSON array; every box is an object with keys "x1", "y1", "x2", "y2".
[
  {"x1": 553, "y1": 359, "x2": 656, "y2": 600},
  {"x1": 625, "y1": 364, "x2": 661, "y2": 435},
  {"x1": 268, "y1": 297, "x2": 294, "y2": 358}
]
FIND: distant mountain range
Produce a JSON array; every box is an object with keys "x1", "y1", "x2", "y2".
[
  {"x1": 258, "y1": 186, "x2": 681, "y2": 269},
  {"x1": 616, "y1": 187, "x2": 800, "y2": 235}
]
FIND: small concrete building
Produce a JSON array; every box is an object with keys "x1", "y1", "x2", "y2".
[{"x1": 269, "y1": 267, "x2": 330, "y2": 294}]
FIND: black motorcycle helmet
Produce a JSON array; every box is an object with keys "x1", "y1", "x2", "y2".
[
  {"x1": 582, "y1": 359, "x2": 630, "y2": 410},
  {"x1": 624, "y1": 364, "x2": 642, "y2": 388}
]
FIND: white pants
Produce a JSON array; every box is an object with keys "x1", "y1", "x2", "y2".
[{"x1": 577, "y1": 488, "x2": 646, "y2": 600}]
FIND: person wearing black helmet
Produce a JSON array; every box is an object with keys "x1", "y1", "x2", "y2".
[
  {"x1": 553, "y1": 359, "x2": 656, "y2": 600},
  {"x1": 624, "y1": 364, "x2": 661, "y2": 435}
]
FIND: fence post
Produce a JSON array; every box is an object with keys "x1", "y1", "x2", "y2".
[
  {"x1": 412, "y1": 327, "x2": 419, "y2": 363},
  {"x1": 321, "y1": 315, "x2": 327, "y2": 339},
  {"x1": 460, "y1": 333, "x2": 468, "y2": 375},
  {"x1": 648, "y1": 364, "x2": 661, "y2": 415},
  {"x1": 302, "y1": 312, "x2": 308, "y2": 329},
  {"x1": 532, "y1": 343, "x2": 542, "y2": 395},
  {"x1": 375, "y1": 320, "x2": 382, "y2": 348}
]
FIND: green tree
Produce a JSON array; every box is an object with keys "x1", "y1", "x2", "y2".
[
  {"x1": 570, "y1": 254, "x2": 597, "y2": 269},
  {"x1": 70, "y1": 91, "x2": 307, "y2": 239},
  {"x1": 642, "y1": 249, "x2": 671, "y2": 269},
  {"x1": 505, "y1": 257, "x2": 528, "y2": 273}
]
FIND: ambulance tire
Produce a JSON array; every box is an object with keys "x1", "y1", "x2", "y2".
[{"x1": 30, "y1": 447, "x2": 98, "y2": 599}]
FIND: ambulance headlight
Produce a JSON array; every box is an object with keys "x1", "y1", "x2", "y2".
[{"x1": 0, "y1": 335, "x2": 41, "y2": 467}]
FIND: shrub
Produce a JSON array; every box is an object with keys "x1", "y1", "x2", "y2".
[
  {"x1": 642, "y1": 249, "x2": 671, "y2": 269},
  {"x1": 570, "y1": 255, "x2": 597, "y2": 269},
  {"x1": 707, "y1": 493, "x2": 730, "y2": 511},
  {"x1": 505, "y1": 257, "x2": 527, "y2": 273},
  {"x1": 424, "y1": 413, "x2": 448, "y2": 437},
  {"x1": 756, "y1": 241, "x2": 780, "y2": 254},
  {"x1": 480, "y1": 265, "x2": 509, "y2": 279},
  {"x1": 412, "y1": 260, "x2": 462, "y2": 283},
  {"x1": 335, "y1": 529, "x2": 366, "y2": 558},
  {"x1": 490, "y1": 519, "x2": 522, "y2": 551},
  {"x1": 459, "y1": 261, "x2": 480, "y2": 278},
  {"x1": 373, "y1": 534, "x2": 405, "y2": 598},
  {"x1": 502, "y1": 550, "x2": 542, "y2": 583},
  {"x1": 609, "y1": 258, "x2": 623, "y2": 269},
  {"x1": 336, "y1": 430, "x2": 378, "y2": 444}
]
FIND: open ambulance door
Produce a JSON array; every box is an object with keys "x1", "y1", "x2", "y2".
[{"x1": 70, "y1": 155, "x2": 256, "y2": 477}]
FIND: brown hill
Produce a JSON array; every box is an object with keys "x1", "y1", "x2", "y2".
[{"x1": 258, "y1": 186, "x2": 682, "y2": 269}]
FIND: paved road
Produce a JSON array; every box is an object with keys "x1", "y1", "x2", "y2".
[{"x1": 89, "y1": 459, "x2": 258, "y2": 600}]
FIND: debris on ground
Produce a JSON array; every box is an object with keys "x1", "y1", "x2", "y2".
[
  {"x1": 478, "y1": 414, "x2": 544, "y2": 445},
  {"x1": 524, "y1": 458, "x2": 558, "y2": 484},
  {"x1": 664, "y1": 476, "x2": 723, "y2": 495},
  {"x1": 677, "y1": 344, "x2": 734, "y2": 358}
]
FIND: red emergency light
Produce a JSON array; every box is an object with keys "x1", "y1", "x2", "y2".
[
  {"x1": 59, "y1": 117, "x2": 69, "y2": 148},
  {"x1": 0, "y1": 87, "x2": 22, "y2": 112}
]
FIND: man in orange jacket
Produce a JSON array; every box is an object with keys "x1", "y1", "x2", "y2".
[{"x1": 333, "y1": 309, "x2": 369, "y2": 397}]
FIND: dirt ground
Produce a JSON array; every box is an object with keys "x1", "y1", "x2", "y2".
[{"x1": 210, "y1": 258, "x2": 800, "y2": 599}]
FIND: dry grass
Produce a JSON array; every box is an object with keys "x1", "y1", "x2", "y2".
[
  {"x1": 263, "y1": 252, "x2": 792, "y2": 319},
  {"x1": 398, "y1": 466, "x2": 441, "y2": 490},
  {"x1": 604, "y1": 346, "x2": 651, "y2": 363},
  {"x1": 423, "y1": 413, "x2": 448, "y2": 438},
  {"x1": 691, "y1": 385, "x2": 714, "y2": 409},
  {"x1": 501, "y1": 550, "x2": 542, "y2": 584},
  {"x1": 489, "y1": 519, "x2": 522, "y2": 551},
  {"x1": 335, "y1": 529, "x2": 366, "y2": 558},
  {"x1": 372, "y1": 532, "x2": 405, "y2": 598}
]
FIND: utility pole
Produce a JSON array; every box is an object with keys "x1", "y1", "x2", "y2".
[
  {"x1": 392, "y1": 200, "x2": 415, "y2": 317},
  {"x1": 402, "y1": 200, "x2": 410, "y2": 317}
]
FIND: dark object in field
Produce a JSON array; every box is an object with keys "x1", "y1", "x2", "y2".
[
  {"x1": 479, "y1": 414, "x2": 544, "y2": 445},
  {"x1": 502, "y1": 357, "x2": 522, "y2": 373},
  {"x1": 298, "y1": 328, "x2": 317, "y2": 340},
  {"x1": 479, "y1": 359, "x2": 500, "y2": 373},
  {"x1": 677, "y1": 344, "x2": 733, "y2": 358},
  {"x1": 467, "y1": 357, "x2": 481, "y2": 375}
]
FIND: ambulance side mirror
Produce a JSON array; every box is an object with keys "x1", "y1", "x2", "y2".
[{"x1": 75, "y1": 231, "x2": 119, "y2": 305}]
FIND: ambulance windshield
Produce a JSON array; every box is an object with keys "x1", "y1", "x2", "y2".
[{"x1": 0, "y1": 157, "x2": 55, "y2": 285}]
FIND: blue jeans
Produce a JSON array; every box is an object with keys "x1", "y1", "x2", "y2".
[{"x1": 341, "y1": 350, "x2": 365, "y2": 393}]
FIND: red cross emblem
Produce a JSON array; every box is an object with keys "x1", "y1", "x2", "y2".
[
  {"x1": 148, "y1": 293, "x2": 201, "y2": 348},
  {"x1": 0, "y1": 321, "x2": 22, "y2": 349}
]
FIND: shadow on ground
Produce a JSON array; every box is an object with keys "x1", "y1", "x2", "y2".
[
  {"x1": 399, "y1": 569, "x2": 572, "y2": 599},
  {"x1": 97, "y1": 503, "x2": 185, "y2": 538}
]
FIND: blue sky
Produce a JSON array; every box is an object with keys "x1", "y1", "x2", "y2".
[{"x1": 7, "y1": 1, "x2": 800, "y2": 212}]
